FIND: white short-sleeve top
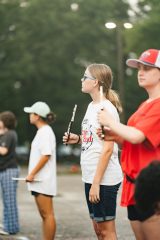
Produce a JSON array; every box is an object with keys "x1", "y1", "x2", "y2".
[
  {"x1": 28, "y1": 125, "x2": 57, "y2": 196},
  {"x1": 81, "y1": 100, "x2": 123, "y2": 185}
]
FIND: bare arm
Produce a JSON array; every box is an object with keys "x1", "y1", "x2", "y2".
[
  {"x1": 26, "y1": 155, "x2": 50, "y2": 182},
  {"x1": 97, "y1": 127, "x2": 124, "y2": 146},
  {"x1": 63, "y1": 132, "x2": 81, "y2": 144},
  {"x1": 0, "y1": 146, "x2": 8, "y2": 155},
  {"x1": 108, "y1": 121, "x2": 145, "y2": 144},
  {"x1": 98, "y1": 109, "x2": 145, "y2": 144},
  {"x1": 89, "y1": 141, "x2": 114, "y2": 203}
]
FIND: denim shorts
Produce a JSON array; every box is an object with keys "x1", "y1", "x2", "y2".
[
  {"x1": 85, "y1": 182, "x2": 121, "y2": 223},
  {"x1": 127, "y1": 205, "x2": 155, "y2": 222}
]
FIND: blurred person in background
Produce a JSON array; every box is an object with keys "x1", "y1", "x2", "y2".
[
  {"x1": 0, "y1": 111, "x2": 19, "y2": 235},
  {"x1": 24, "y1": 101, "x2": 57, "y2": 240},
  {"x1": 135, "y1": 160, "x2": 160, "y2": 215},
  {"x1": 135, "y1": 160, "x2": 160, "y2": 240},
  {"x1": 134, "y1": 160, "x2": 160, "y2": 240},
  {"x1": 63, "y1": 64, "x2": 123, "y2": 240},
  {"x1": 98, "y1": 49, "x2": 160, "y2": 240}
]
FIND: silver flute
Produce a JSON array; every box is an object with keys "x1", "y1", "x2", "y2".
[{"x1": 66, "y1": 104, "x2": 77, "y2": 142}]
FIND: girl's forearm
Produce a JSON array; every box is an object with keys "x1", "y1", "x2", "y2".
[
  {"x1": 29, "y1": 155, "x2": 50, "y2": 176},
  {"x1": 93, "y1": 148, "x2": 113, "y2": 185},
  {"x1": 109, "y1": 121, "x2": 145, "y2": 144}
]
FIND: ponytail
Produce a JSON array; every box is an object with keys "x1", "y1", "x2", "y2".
[
  {"x1": 107, "y1": 89, "x2": 123, "y2": 113},
  {"x1": 46, "y1": 112, "x2": 56, "y2": 124},
  {"x1": 41, "y1": 112, "x2": 56, "y2": 124}
]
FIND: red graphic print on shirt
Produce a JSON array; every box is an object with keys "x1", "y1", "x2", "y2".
[{"x1": 81, "y1": 119, "x2": 93, "y2": 152}]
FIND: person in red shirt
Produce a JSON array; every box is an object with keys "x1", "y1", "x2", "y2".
[{"x1": 97, "y1": 49, "x2": 160, "y2": 240}]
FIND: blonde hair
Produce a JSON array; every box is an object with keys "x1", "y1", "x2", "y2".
[{"x1": 88, "y1": 63, "x2": 123, "y2": 113}]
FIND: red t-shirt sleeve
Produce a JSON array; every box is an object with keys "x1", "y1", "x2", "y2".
[{"x1": 135, "y1": 112, "x2": 160, "y2": 148}]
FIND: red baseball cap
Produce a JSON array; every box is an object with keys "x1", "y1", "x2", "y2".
[{"x1": 126, "y1": 49, "x2": 160, "y2": 68}]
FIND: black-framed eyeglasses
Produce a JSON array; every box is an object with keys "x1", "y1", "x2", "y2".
[{"x1": 82, "y1": 74, "x2": 96, "y2": 81}]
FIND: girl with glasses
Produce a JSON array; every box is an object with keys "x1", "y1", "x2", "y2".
[{"x1": 63, "y1": 63, "x2": 123, "y2": 240}]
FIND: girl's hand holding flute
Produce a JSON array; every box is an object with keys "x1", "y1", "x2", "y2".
[{"x1": 63, "y1": 132, "x2": 81, "y2": 144}]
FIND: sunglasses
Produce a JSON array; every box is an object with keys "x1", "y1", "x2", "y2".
[{"x1": 82, "y1": 74, "x2": 96, "y2": 81}]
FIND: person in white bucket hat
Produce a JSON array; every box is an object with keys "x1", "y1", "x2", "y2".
[
  {"x1": 97, "y1": 49, "x2": 160, "y2": 240},
  {"x1": 24, "y1": 101, "x2": 57, "y2": 240}
]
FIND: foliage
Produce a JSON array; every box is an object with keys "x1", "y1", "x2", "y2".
[
  {"x1": 1, "y1": 0, "x2": 159, "y2": 147},
  {"x1": 124, "y1": 0, "x2": 160, "y2": 120},
  {"x1": 0, "y1": 0, "x2": 132, "y2": 145}
]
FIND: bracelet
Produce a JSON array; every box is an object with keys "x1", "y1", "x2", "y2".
[{"x1": 76, "y1": 134, "x2": 81, "y2": 144}]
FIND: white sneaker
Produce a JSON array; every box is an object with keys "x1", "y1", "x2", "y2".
[
  {"x1": 16, "y1": 237, "x2": 31, "y2": 240},
  {"x1": 0, "y1": 229, "x2": 9, "y2": 235}
]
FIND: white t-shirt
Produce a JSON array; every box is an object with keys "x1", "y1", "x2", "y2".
[
  {"x1": 28, "y1": 125, "x2": 57, "y2": 196},
  {"x1": 81, "y1": 100, "x2": 123, "y2": 185}
]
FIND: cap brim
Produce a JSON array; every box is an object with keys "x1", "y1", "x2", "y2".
[
  {"x1": 126, "y1": 59, "x2": 156, "y2": 68},
  {"x1": 23, "y1": 107, "x2": 33, "y2": 113}
]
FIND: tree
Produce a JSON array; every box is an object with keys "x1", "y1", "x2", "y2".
[
  {"x1": 124, "y1": 0, "x2": 160, "y2": 120},
  {"x1": 0, "y1": 0, "x2": 133, "y2": 145}
]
